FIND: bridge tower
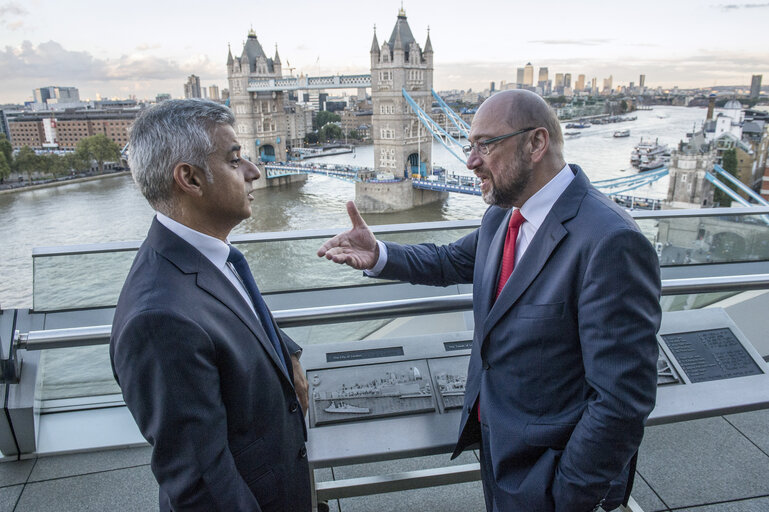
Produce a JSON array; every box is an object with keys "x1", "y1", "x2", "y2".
[
  {"x1": 370, "y1": 8, "x2": 433, "y2": 178},
  {"x1": 227, "y1": 30, "x2": 288, "y2": 164}
]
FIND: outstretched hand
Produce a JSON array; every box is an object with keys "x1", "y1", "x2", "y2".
[{"x1": 317, "y1": 201, "x2": 379, "y2": 270}]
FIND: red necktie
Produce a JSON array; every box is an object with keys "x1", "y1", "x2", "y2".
[
  {"x1": 479, "y1": 210, "x2": 525, "y2": 423},
  {"x1": 495, "y1": 209, "x2": 526, "y2": 300}
]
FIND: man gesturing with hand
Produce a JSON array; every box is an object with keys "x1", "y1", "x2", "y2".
[{"x1": 319, "y1": 90, "x2": 661, "y2": 512}]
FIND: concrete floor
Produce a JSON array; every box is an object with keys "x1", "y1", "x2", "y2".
[{"x1": 2, "y1": 409, "x2": 769, "y2": 511}]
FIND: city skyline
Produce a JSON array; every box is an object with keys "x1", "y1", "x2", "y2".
[{"x1": 1, "y1": 0, "x2": 768, "y2": 104}]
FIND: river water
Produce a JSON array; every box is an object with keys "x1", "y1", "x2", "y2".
[{"x1": 1, "y1": 105, "x2": 706, "y2": 309}]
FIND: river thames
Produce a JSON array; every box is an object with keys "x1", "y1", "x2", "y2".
[{"x1": 0, "y1": 105, "x2": 707, "y2": 309}]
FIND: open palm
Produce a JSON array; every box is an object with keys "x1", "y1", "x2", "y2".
[{"x1": 317, "y1": 201, "x2": 379, "y2": 270}]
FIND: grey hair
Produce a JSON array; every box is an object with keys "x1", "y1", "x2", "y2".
[{"x1": 128, "y1": 99, "x2": 235, "y2": 214}]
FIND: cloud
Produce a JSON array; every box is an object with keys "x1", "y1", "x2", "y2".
[
  {"x1": 0, "y1": 40, "x2": 224, "y2": 83},
  {"x1": 529, "y1": 39, "x2": 613, "y2": 46},
  {"x1": 0, "y1": 1, "x2": 27, "y2": 30},
  {"x1": 715, "y1": 2, "x2": 769, "y2": 9}
]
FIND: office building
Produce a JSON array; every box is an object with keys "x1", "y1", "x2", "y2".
[
  {"x1": 564, "y1": 73, "x2": 572, "y2": 89},
  {"x1": 516, "y1": 67, "x2": 525, "y2": 86},
  {"x1": 575, "y1": 74, "x2": 585, "y2": 92},
  {"x1": 184, "y1": 75, "x2": 202, "y2": 99},
  {"x1": 523, "y1": 62, "x2": 534, "y2": 87},
  {"x1": 7, "y1": 109, "x2": 136, "y2": 150},
  {"x1": 32, "y1": 86, "x2": 80, "y2": 106},
  {"x1": 751, "y1": 75, "x2": 762, "y2": 99},
  {"x1": 208, "y1": 85, "x2": 220, "y2": 101}
]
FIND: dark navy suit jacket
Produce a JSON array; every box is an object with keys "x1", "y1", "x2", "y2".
[
  {"x1": 110, "y1": 219, "x2": 311, "y2": 511},
  {"x1": 378, "y1": 166, "x2": 661, "y2": 511}
]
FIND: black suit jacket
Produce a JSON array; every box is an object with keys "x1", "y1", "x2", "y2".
[{"x1": 111, "y1": 218, "x2": 311, "y2": 511}]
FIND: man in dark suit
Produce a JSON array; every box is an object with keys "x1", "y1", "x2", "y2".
[
  {"x1": 318, "y1": 90, "x2": 661, "y2": 511},
  {"x1": 111, "y1": 99, "x2": 311, "y2": 511}
]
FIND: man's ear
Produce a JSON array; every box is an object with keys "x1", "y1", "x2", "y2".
[
  {"x1": 529, "y1": 128, "x2": 550, "y2": 164},
  {"x1": 173, "y1": 163, "x2": 205, "y2": 197}
]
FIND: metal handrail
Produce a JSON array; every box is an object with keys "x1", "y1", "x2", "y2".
[
  {"x1": 30, "y1": 207, "x2": 769, "y2": 258},
  {"x1": 15, "y1": 273, "x2": 769, "y2": 351}
]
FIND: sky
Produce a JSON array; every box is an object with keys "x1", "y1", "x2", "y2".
[{"x1": 1, "y1": 0, "x2": 768, "y2": 104}]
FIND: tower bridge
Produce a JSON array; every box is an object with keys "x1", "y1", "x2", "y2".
[{"x1": 229, "y1": 8, "x2": 447, "y2": 212}]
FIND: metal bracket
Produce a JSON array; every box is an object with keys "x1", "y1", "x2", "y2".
[{"x1": 0, "y1": 329, "x2": 23, "y2": 384}]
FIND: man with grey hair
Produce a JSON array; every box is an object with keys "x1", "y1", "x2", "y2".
[
  {"x1": 111, "y1": 99, "x2": 312, "y2": 511},
  {"x1": 318, "y1": 90, "x2": 661, "y2": 511}
]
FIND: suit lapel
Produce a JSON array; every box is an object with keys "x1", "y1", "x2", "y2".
[
  {"x1": 481, "y1": 166, "x2": 589, "y2": 339},
  {"x1": 477, "y1": 209, "x2": 511, "y2": 322},
  {"x1": 147, "y1": 219, "x2": 292, "y2": 383},
  {"x1": 196, "y1": 271, "x2": 291, "y2": 382}
]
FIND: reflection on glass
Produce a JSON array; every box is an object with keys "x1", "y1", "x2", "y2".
[{"x1": 636, "y1": 214, "x2": 769, "y2": 267}]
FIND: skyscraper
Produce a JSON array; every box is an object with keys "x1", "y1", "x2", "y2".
[
  {"x1": 209, "y1": 85, "x2": 220, "y2": 101},
  {"x1": 516, "y1": 67, "x2": 525, "y2": 86},
  {"x1": 575, "y1": 74, "x2": 585, "y2": 91},
  {"x1": 751, "y1": 75, "x2": 762, "y2": 99},
  {"x1": 538, "y1": 67, "x2": 549, "y2": 84},
  {"x1": 554, "y1": 73, "x2": 564, "y2": 94},
  {"x1": 523, "y1": 62, "x2": 534, "y2": 87},
  {"x1": 639, "y1": 74, "x2": 646, "y2": 89},
  {"x1": 564, "y1": 73, "x2": 572, "y2": 89},
  {"x1": 184, "y1": 75, "x2": 202, "y2": 99}
]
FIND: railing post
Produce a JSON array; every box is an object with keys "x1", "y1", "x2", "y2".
[{"x1": 0, "y1": 309, "x2": 41, "y2": 456}]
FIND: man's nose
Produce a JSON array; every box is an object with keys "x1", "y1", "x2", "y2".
[
  {"x1": 466, "y1": 151, "x2": 481, "y2": 171},
  {"x1": 246, "y1": 159, "x2": 261, "y2": 180}
]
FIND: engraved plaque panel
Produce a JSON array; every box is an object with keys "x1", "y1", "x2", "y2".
[
  {"x1": 308, "y1": 360, "x2": 436, "y2": 427},
  {"x1": 661, "y1": 328, "x2": 763, "y2": 383},
  {"x1": 443, "y1": 340, "x2": 473, "y2": 352},
  {"x1": 326, "y1": 346, "x2": 404, "y2": 363},
  {"x1": 427, "y1": 356, "x2": 469, "y2": 412}
]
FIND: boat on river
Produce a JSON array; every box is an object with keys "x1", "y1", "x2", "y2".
[
  {"x1": 630, "y1": 138, "x2": 669, "y2": 167},
  {"x1": 613, "y1": 129, "x2": 630, "y2": 138}
]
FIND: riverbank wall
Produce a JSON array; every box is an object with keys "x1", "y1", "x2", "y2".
[{"x1": 0, "y1": 171, "x2": 131, "y2": 196}]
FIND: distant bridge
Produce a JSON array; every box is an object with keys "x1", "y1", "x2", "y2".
[{"x1": 248, "y1": 74, "x2": 371, "y2": 92}]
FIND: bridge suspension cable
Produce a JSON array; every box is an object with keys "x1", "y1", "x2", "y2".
[
  {"x1": 431, "y1": 89, "x2": 470, "y2": 139},
  {"x1": 402, "y1": 88, "x2": 468, "y2": 166},
  {"x1": 712, "y1": 164, "x2": 769, "y2": 206}
]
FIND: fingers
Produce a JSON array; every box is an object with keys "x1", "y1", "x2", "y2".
[
  {"x1": 317, "y1": 234, "x2": 342, "y2": 257},
  {"x1": 346, "y1": 201, "x2": 367, "y2": 230}
]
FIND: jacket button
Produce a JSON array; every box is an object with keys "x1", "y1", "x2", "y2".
[
  {"x1": 482, "y1": 361, "x2": 490, "y2": 370},
  {"x1": 290, "y1": 402, "x2": 298, "y2": 413},
  {"x1": 299, "y1": 446, "x2": 307, "y2": 458}
]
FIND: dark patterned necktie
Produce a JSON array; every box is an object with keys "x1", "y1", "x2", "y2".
[{"x1": 227, "y1": 246, "x2": 287, "y2": 372}]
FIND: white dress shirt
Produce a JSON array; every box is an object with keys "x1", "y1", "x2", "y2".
[
  {"x1": 367, "y1": 164, "x2": 575, "y2": 273},
  {"x1": 155, "y1": 213, "x2": 258, "y2": 318}
]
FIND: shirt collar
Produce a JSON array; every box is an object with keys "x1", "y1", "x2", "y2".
[
  {"x1": 519, "y1": 164, "x2": 574, "y2": 229},
  {"x1": 155, "y1": 212, "x2": 231, "y2": 270}
]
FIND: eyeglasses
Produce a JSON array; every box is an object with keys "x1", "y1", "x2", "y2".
[{"x1": 462, "y1": 127, "x2": 536, "y2": 157}]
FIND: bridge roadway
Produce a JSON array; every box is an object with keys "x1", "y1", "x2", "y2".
[
  {"x1": 265, "y1": 162, "x2": 482, "y2": 192},
  {"x1": 265, "y1": 162, "x2": 670, "y2": 208}
]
